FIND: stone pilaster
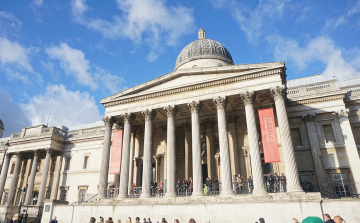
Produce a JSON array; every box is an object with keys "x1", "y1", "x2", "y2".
[
  {"x1": 118, "y1": 113, "x2": 136, "y2": 198},
  {"x1": 228, "y1": 115, "x2": 240, "y2": 178},
  {"x1": 24, "y1": 150, "x2": 39, "y2": 205},
  {"x1": 270, "y1": 86, "x2": 303, "y2": 192},
  {"x1": 164, "y1": 105, "x2": 178, "y2": 197},
  {"x1": 240, "y1": 91, "x2": 267, "y2": 194},
  {"x1": 141, "y1": 109, "x2": 157, "y2": 198},
  {"x1": 98, "y1": 116, "x2": 115, "y2": 198},
  {"x1": 37, "y1": 148, "x2": 53, "y2": 205},
  {"x1": 51, "y1": 152, "x2": 63, "y2": 200},
  {"x1": 204, "y1": 119, "x2": 216, "y2": 180},
  {"x1": 213, "y1": 96, "x2": 233, "y2": 196},
  {"x1": 183, "y1": 122, "x2": 192, "y2": 179},
  {"x1": 0, "y1": 153, "x2": 12, "y2": 202},
  {"x1": 302, "y1": 114, "x2": 328, "y2": 186},
  {"x1": 7, "y1": 152, "x2": 22, "y2": 205},
  {"x1": 188, "y1": 101, "x2": 203, "y2": 196},
  {"x1": 133, "y1": 130, "x2": 140, "y2": 186},
  {"x1": 335, "y1": 109, "x2": 360, "y2": 185}
]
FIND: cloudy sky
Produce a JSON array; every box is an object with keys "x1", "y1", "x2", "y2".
[{"x1": 1, "y1": 0, "x2": 360, "y2": 137}]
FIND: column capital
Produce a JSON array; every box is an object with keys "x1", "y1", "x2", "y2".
[
  {"x1": 182, "y1": 122, "x2": 191, "y2": 132},
  {"x1": 303, "y1": 114, "x2": 316, "y2": 122},
  {"x1": 213, "y1": 96, "x2": 228, "y2": 110},
  {"x1": 270, "y1": 85, "x2": 287, "y2": 101},
  {"x1": 142, "y1": 109, "x2": 157, "y2": 121},
  {"x1": 114, "y1": 123, "x2": 124, "y2": 131},
  {"x1": 335, "y1": 109, "x2": 349, "y2": 117},
  {"x1": 122, "y1": 113, "x2": 136, "y2": 124},
  {"x1": 188, "y1": 101, "x2": 203, "y2": 113},
  {"x1": 45, "y1": 148, "x2": 53, "y2": 155},
  {"x1": 164, "y1": 105, "x2": 179, "y2": 117},
  {"x1": 240, "y1": 91, "x2": 256, "y2": 105},
  {"x1": 102, "y1": 116, "x2": 116, "y2": 127},
  {"x1": 204, "y1": 119, "x2": 216, "y2": 129},
  {"x1": 13, "y1": 152, "x2": 22, "y2": 158},
  {"x1": 6, "y1": 153, "x2": 13, "y2": 158}
]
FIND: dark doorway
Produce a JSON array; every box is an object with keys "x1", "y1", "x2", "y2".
[
  {"x1": 139, "y1": 164, "x2": 143, "y2": 186},
  {"x1": 202, "y1": 164, "x2": 208, "y2": 184}
]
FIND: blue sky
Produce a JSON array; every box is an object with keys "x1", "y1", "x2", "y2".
[{"x1": 1, "y1": 0, "x2": 360, "y2": 137}]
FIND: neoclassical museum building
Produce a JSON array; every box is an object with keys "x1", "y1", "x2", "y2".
[{"x1": 0, "y1": 29, "x2": 360, "y2": 222}]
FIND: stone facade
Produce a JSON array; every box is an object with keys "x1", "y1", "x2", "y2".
[{"x1": 0, "y1": 29, "x2": 360, "y2": 222}]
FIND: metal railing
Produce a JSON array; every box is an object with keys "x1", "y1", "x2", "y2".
[
  {"x1": 129, "y1": 187, "x2": 142, "y2": 198},
  {"x1": 151, "y1": 186, "x2": 165, "y2": 197},
  {"x1": 233, "y1": 182, "x2": 254, "y2": 194},
  {"x1": 265, "y1": 181, "x2": 287, "y2": 193},
  {"x1": 107, "y1": 188, "x2": 119, "y2": 199},
  {"x1": 203, "y1": 183, "x2": 221, "y2": 196},
  {"x1": 309, "y1": 182, "x2": 360, "y2": 199}
]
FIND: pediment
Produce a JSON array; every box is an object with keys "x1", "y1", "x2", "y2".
[{"x1": 101, "y1": 62, "x2": 285, "y2": 104}]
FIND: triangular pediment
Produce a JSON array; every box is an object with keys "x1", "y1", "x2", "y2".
[{"x1": 101, "y1": 62, "x2": 285, "y2": 104}]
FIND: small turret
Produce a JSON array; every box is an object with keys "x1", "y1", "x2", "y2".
[{"x1": 198, "y1": 27, "x2": 206, "y2": 39}]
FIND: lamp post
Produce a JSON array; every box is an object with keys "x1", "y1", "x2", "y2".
[{"x1": 0, "y1": 140, "x2": 9, "y2": 175}]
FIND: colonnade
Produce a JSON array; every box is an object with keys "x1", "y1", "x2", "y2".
[
  {"x1": 98, "y1": 86, "x2": 304, "y2": 198},
  {"x1": 0, "y1": 148, "x2": 62, "y2": 206}
]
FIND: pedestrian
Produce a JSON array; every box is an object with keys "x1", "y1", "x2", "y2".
[
  {"x1": 108, "y1": 183, "x2": 115, "y2": 198},
  {"x1": 266, "y1": 173, "x2": 273, "y2": 192},
  {"x1": 143, "y1": 218, "x2": 148, "y2": 223},
  {"x1": 7, "y1": 217, "x2": 13, "y2": 223},
  {"x1": 13, "y1": 217, "x2": 21, "y2": 223},
  {"x1": 280, "y1": 173, "x2": 287, "y2": 192},
  {"x1": 50, "y1": 216, "x2": 58, "y2": 223},
  {"x1": 236, "y1": 174, "x2": 243, "y2": 194},
  {"x1": 174, "y1": 219, "x2": 179, "y2": 223},
  {"x1": 259, "y1": 218, "x2": 265, "y2": 223},
  {"x1": 106, "y1": 217, "x2": 114, "y2": 223},
  {"x1": 333, "y1": 216, "x2": 344, "y2": 223},
  {"x1": 205, "y1": 177, "x2": 212, "y2": 192},
  {"x1": 293, "y1": 218, "x2": 299, "y2": 223},
  {"x1": 188, "y1": 177, "x2": 193, "y2": 194},
  {"x1": 324, "y1": 214, "x2": 335, "y2": 223},
  {"x1": 273, "y1": 173, "x2": 280, "y2": 192},
  {"x1": 126, "y1": 217, "x2": 132, "y2": 223},
  {"x1": 214, "y1": 177, "x2": 220, "y2": 194},
  {"x1": 135, "y1": 217, "x2": 140, "y2": 223},
  {"x1": 151, "y1": 180, "x2": 157, "y2": 195},
  {"x1": 147, "y1": 218, "x2": 152, "y2": 223},
  {"x1": 248, "y1": 176, "x2": 254, "y2": 193},
  {"x1": 189, "y1": 219, "x2": 196, "y2": 223},
  {"x1": 161, "y1": 218, "x2": 168, "y2": 223}
]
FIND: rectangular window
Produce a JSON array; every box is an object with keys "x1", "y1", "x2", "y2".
[
  {"x1": 79, "y1": 189, "x2": 87, "y2": 202},
  {"x1": 3, "y1": 192, "x2": 8, "y2": 205},
  {"x1": 65, "y1": 158, "x2": 71, "y2": 171},
  {"x1": 332, "y1": 173, "x2": 349, "y2": 197},
  {"x1": 83, "y1": 156, "x2": 89, "y2": 169},
  {"x1": 291, "y1": 128, "x2": 303, "y2": 146},
  {"x1": 60, "y1": 190, "x2": 67, "y2": 201},
  {"x1": 323, "y1": 124, "x2": 336, "y2": 143},
  {"x1": 45, "y1": 189, "x2": 51, "y2": 199},
  {"x1": 10, "y1": 163, "x2": 15, "y2": 174},
  {"x1": 352, "y1": 126, "x2": 360, "y2": 145}
]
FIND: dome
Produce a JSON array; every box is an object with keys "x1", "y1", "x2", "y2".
[{"x1": 175, "y1": 28, "x2": 234, "y2": 70}]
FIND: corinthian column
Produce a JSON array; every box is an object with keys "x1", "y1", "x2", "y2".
[
  {"x1": 37, "y1": 148, "x2": 53, "y2": 205},
  {"x1": 270, "y1": 86, "x2": 303, "y2": 192},
  {"x1": 164, "y1": 105, "x2": 178, "y2": 197},
  {"x1": 302, "y1": 114, "x2": 328, "y2": 186},
  {"x1": 0, "y1": 153, "x2": 12, "y2": 202},
  {"x1": 24, "y1": 150, "x2": 39, "y2": 205},
  {"x1": 240, "y1": 91, "x2": 267, "y2": 194},
  {"x1": 335, "y1": 109, "x2": 360, "y2": 185},
  {"x1": 98, "y1": 116, "x2": 115, "y2": 198},
  {"x1": 141, "y1": 109, "x2": 157, "y2": 198},
  {"x1": 188, "y1": 101, "x2": 203, "y2": 196},
  {"x1": 183, "y1": 122, "x2": 192, "y2": 179},
  {"x1": 204, "y1": 119, "x2": 216, "y2": 180},
  {"x1": 7, "y1": 152, "x2": 22, "y2": 205},
  {"x1": 213, "y1": 96, "x2": 233, "y2": 196},
  {"x1": 118, "y1": 113, "x2": 136, "y2": 198}
]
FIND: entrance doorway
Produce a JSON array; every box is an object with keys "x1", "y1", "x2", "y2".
[{"x1": 202, "y1": 164, "x2": 208, "y2": 184}]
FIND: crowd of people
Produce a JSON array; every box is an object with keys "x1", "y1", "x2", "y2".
[
  {"x1": 266, "y1": 173, "x2": 287, "y2": 193},
  {"x1": 93, "y1": 217, "x2": 204, "y2": 223}
]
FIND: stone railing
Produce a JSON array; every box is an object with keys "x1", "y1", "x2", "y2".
[
  {"x1": 287, "y1": 88, "x2": 299, "y2": 94},
  {"x1": 287, "y1": 80, "x2": 337, "y2": 96},
  {"x1": 67, "y1": 127, "x2": 103, "y2": 138},
  {"x1": 12, "y1": 132, "x2": 21, "y2": 138},
  {"x1": 305, "y1": 82, "x2": 330, "y2": 91}
]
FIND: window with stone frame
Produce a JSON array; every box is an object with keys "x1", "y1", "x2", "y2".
[
  {"x1": 78, "y1": 186, "x2": 88, "y2": 202},
  {"x1": 60, "y1": 186, "x2": 69, "y2": 201},
  {"x1": 351, "y1": 125, "x2": 360, "y2": 145},
  {"x1": 83, "y1": 156, "x2": 89, "y2": 169},
  {"x1": 290, "y1": 128, "x2": 303, "y2": 146},
  {"x1": 322, "y1": 124, "x2": 336, "y2": 143}
]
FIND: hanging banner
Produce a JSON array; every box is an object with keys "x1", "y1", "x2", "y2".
[
  {"x1": 258, "y1": 108, "x2": 280, "y2": 163},
  {"x1": 109, "y1": 130, "x2": 123, "y2": 174}
]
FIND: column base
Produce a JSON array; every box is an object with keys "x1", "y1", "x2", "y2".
[
  {"x1": 220, "y1": 190, "x2": 233, "y2": 197},
  {"x1": 287, "y1": 187, "x2": 304, "y2": 193},
  {"x1": 117, "y1": 194, "x2": 128, "y2": 199},
  {"x1": 191, "y1": 191, "x2": 203, "y2": 197},
  {"x1": 140, "y1": 193, "x2": 151, "y2": 199},
  {"x1": 165, "y1": 192, "x2": 176, "y2": 198},
  {"x1": 252, "y1": 188, "x2": 268, "y2": 195}
]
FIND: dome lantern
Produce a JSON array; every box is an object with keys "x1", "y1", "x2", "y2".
[{"x1": 198, "y1": 28, "x2": 206, "y2": 40}]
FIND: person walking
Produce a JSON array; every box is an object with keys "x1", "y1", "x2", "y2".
[
  {"x1": 273, "y1": 173, "x2": 280, "y2": 193},
  {"x1": 7, "y1": 217, "x2": 13, "y2": 223},
  {"x1": 324, "y1": 214, "x2": 335, "y2": 223},
  {"x1": 50, "y1": 216, "x2": 58, "y2": 223},
  {"x1": 236, "y1": 174, "x2": 244, "y2": 194},
  {"x1": 105, "y1": 217, "x2": 114, "y2": 223}
]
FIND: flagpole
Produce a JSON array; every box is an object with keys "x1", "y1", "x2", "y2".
[{"x1": 46, "y1": 89, "x2": 55, "y2": 127}]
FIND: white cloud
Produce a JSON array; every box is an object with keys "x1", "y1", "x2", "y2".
[
  {"x1": 45, "y1": 43, "x2": 124, "y2": 93},
  {"x1": 71, "y1": 0, "x2": 195, "y2": 61},
  {"x1": 269, "y1": 36, "x2": 360, "y2": 80},
  {"x1": 323, "y1": 0, "x2": 360, "y2": 31},
  {"x1": 0, "y1": 37, "x2": 33, "y2": 72},
  {"x1": 0, "y1": 88, "x2": 31, "y2": 137},
  {"x1": 0, "y1": 11, "x2": 22, "y2": 36},
  {"x1": 210, "y1": 0, "x2": 289, "y2": 43},
  {"x1": 33, "y1": 0, "x2": 44, "y2": 6},
  {"x1": 23, "y1": 84, "x2": 102, "y2": 128}
]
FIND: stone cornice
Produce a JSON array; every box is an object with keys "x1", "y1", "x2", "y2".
[
  {"x1": 287, "y1": 95, "x2": 345, "y2": 107},
  {"x1": 104, "y1": 69, "x2": 283, "y2": 108}
]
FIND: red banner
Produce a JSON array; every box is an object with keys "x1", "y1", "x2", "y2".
[
  {"x1": 109, "y1": 130, "x2": 123, "y2": 174},
  {"x1": 258, "y1": 108, "x2": 280, "y2": 163}
]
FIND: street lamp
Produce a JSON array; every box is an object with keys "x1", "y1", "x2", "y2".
[{"x1": 0, "y1": 140, "x2": 9, "y2": 175}]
